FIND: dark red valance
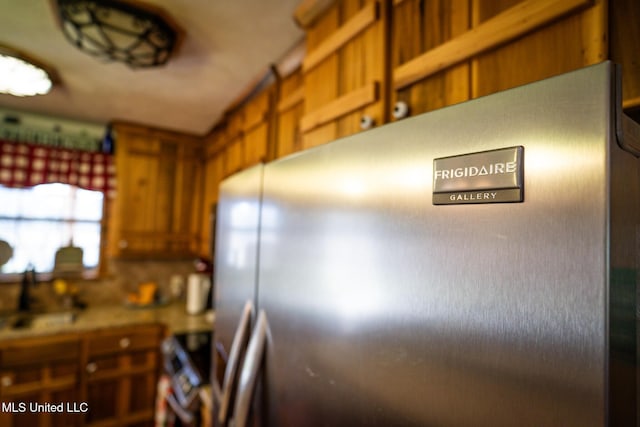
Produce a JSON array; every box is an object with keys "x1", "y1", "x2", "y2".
[{"x1": 0, "y1": 140, "x2": 116, "y2": 197}]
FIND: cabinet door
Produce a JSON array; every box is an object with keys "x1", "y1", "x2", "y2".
[
  {"x1": 110, "y1": 134, "x2": 162, "y2": 256},
  {"x1": 610, "y1": 0, "x2": 640, "y2": 114},
  {"x1": 391, "y1": 0, "x2": 606, "y2": 119},
  {"x1": 0, "y1": 335, "x2": 82, "y2": 427},
  {"x1": 177, "y1": 144, "x2": 205, "y2": 256},
  {"x1": 301, "y1": 0, "x2": 389, "y2": 149},
  {"x1": 109, "y1": 124, "x2": 204, "y2": 258},
  {"x1": 83, "y1": 325, "x2": 163, "y2": 427},
  {"x1": 392, "y1": 0, "x2": 471, "y2": 119},
  {"x1": 275, "y1": 67, "x2": 304, "y2": 159},
  {"x1": 200, "y1": 145, "x2": 226, "y2": 257},
  {"x1": 242, "y1": 88, "x2": 273, "y2": 166}
]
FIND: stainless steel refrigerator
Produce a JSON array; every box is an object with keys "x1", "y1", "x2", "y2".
[{"x1": 213, "y1": 61, "x2": 640, "y2": 427}]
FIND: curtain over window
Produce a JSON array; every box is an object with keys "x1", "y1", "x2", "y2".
[{"x1": 0, "y1": 139, "x2": 116, "y2": 197}]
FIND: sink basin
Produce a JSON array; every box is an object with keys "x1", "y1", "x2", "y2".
[
  {"x1": 29, "y1": 311, "x2": 77, "y2": 328},
  {"x1": 1, "y1": 311, "x2": 77, "y2": 330}
]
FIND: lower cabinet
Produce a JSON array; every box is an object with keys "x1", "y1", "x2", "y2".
[
  {"x1": 0, "y1": 324, "x2": 165, "y2": 427},
  {"x1": 0, "y1": 334, "x2": 82, "y2": 427}
]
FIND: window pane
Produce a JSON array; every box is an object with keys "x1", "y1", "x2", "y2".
[
  {"x1": 0, "y1": 186, "x2": 20, "y2": 217},
  {"x1": 74, "y1": 188, "x2": 104, "y2": 221},
  {"x1": 29, "y1": 184, "x2": 72, "y2": 220},
  {"x1": 0, "y1": 183, "x2": 103, "y2": 274},
  {"x1": 71, "y1": 222, "x2": 101, "y2": 267}
]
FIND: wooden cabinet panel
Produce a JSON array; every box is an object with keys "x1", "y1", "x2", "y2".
[
  {"x1": 0, "y1": 326, "x2": 164, "y2": 427},
  {"x1": 471, "y1": 0, "x2": 606, "y2": 98},
  {"x1": 301, "y1": 0, "x2": 389, "y2": 149},
  {"x1": 392, "y1": 0, "x2": 470, "y2": 118},
  {"x1": 276, "y1": 68, "x2": 304, "y2": 159},
  {"x1": 610, "y1": 0, "x2": 640, "y2": 112},
  {"x1": 200, "y1": 147, "x2": 225, "y2": 257},
  {"x1": 108, "y1": 123, "x2": 204, "y2": 258},
  {"x1": 391, "y1": 0, "x2": 605, "y2": 118},
  {"x1": 224, "y1": 139, "x2": 244, "y2": 176},
  {"x1": 244, "y1": 124, "x2": 269, "y2": 166},
  {"x1": 0, "y1": 335, "x2": 82, "y2": 427},
  {"x1": 83, "y1": 325, "x2": 163, "y2": 427},
  {"x1": 86, "y1": 325, "x2": 162, "y2": 356},
  {"x1": 242, "y1": 88, "x2": 273, "y2": 167}
]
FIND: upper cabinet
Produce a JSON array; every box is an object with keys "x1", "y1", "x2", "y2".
[
  {"x1": 105, "y1": 0, "x2": 638, "y2": 260},
  {"x1": 392, "y1": 0, "x2": 607, "y2": 119},
  {"x1": 107, "y1": 123, "x2": 204, "y2": 259},
  {"x1": 275, "y1": 65, "x2": 305, "y2": 159},
  {"x1": 610, "y1": 0, "x2": 640, "y2": 116},
  {"x1": 300, "y1": 0, "x2": 389, "y2": 149}
]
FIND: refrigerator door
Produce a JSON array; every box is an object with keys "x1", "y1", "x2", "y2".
[
  {"x1": 213, "y1": 164, "x2": 264, "y2": 421},
  {"x1": 256, "y1": 62, "x2": 638, "y2": 426}
]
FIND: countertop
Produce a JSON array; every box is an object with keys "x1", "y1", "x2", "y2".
[{"x1": 0, "y1": 301, "x2": 215, "y2": 340}]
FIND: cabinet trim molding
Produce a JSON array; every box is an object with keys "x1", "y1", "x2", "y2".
[
  {"x1": 300, "y1": 81, "x2": 379, "y2": 133},
  {"x1": 303, "y1": 1, "x2": 379, "y2": 73},
  {"x1": 277, "y1": 87, "x2": 305, "y2": 113},
  {"x1": 393, "y1": 0, "x2": 592, "y2": 90}
]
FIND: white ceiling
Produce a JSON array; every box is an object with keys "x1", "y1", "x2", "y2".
[{"x1": 0, "y1": 0, "x2": 304, "y2": 136}]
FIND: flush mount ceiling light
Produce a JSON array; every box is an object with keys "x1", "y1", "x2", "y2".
[
  {"x1": 55, "y1": 0, "x2": 180, "y2": 68},
  {"x1": 0, "y1": 46, "x2": 55, "y2": 97}
]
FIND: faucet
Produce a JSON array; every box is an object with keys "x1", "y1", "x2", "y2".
[{"x1": 18, "y1": 265, "x2": 37, "y2": 312}]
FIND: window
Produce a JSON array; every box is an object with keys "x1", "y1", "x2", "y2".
[{"x1": 0, "y1": 183, "x2": 103, "y2": 275}]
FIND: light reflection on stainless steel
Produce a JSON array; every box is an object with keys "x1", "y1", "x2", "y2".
[{"x1": 252, "y1": 63, "x2": 635, "y2": 426}]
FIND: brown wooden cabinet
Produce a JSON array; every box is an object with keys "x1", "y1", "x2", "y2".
[
  {"x1": 610, "y1": 0, "x2": 640, "y2": 116},
  {"x1": 0, "y1": 334, "x2": 82, "y2": 427},
  {"x1": 200, "y1": 138, "x2": 227, "y2": 258},
  {"x1": 108, "y1": 123, "x2": 204, "y2": 259},
  {"x1": 275, "y1": 66, "x2": 305, "y2": 159},
  {"x1": 193, "y1": 0, "x2": 640, "y2": 258},
  {"x1": 82, "y1": 325, "x2": 164, "y2": 427},
  {"x1": 391, "y1": 0, "x2": 607, "y2": 120},
  {"x1": 300, "y1": 0, "x2": 389, "y2": 149},
  {"x1": 0, "y1": 325, "x2": 164, "y2": 427}
]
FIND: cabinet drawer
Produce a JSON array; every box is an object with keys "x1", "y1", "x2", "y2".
[
  {"x1": 85, "y1": 350, "x2": 158, "y2": 380},
  {"x1": 87, "y1": 325, "x2": 163, "y2": 357},
  {"x1": 0, "y1": 335, "x2": 80, "y2": 367}
]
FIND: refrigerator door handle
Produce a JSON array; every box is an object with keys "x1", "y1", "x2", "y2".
[
  {"x1": 231, "y1": 310, "x2": 268, "y2": 427},
  {"x1": 218, "y1": 300, "x2": 254, "y2": 425}
]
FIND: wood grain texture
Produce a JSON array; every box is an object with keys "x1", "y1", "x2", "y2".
[
  {"x1": 302, "y1": 0, "x2": 388, "y2": 146},
  {"x1": 610, "y1": 0, "x2": 640, "y2": 107},
  {"x1": 300, "y1": 81, "x2": 379, "y2": 132},
  {"x1": 392, "y1": 0, "x2": 471, "y2": 118},
  {"x1": 393, "y1": 0, "x2": 592, "y2": 89},
  {"x1": 294, "y1": 0, "x2": 337, "y2": 28},
  {"x1": 303, "y1": 1, "x2": 379, "y2": 72},
  {"x1": 277, "y1": 86, "x2": 305, "y2": 113},
  {"x1": 471, "y1": 0, "x2": 604, "y2": 98},
  {"x1": 276, "y1": 69, "x2": 304, "y2": 158}
]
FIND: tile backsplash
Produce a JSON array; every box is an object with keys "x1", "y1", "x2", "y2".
[{"x1": 0, "y1": 259, "x2": 200, "y2": 311}]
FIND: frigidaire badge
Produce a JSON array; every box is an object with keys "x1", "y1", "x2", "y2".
[{"x1": 433, "y1": 146, "x2": 524, "y2": 205}]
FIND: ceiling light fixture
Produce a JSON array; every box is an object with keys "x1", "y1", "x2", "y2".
[
  {"x1": 55, "y1": 0, "x2": 180, "y2": 68},
  {"x1": 0, "y1": 46, "x2": 55, "y2": 97}
]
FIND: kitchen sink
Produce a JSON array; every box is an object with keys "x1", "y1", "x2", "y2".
[{"x1": 1, "y1": 311, "x2": 77, "y2": 330}]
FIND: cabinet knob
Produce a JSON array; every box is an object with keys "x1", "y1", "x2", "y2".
[
  {"x1": 86, "y1": 362, "x2": 97, "y2": 374},
  {"x1": 120, "y1": 337, "x2": 131, "y2": 349},
  {"x1": 1, "y1": 375, "x2": 12, "y2": 387},
  {"x1": 392, "y1": 101, "x2": 410, "y2": 119},
  {"x1": 118, "y1": 240, "x2": 128, "y2": 249},
  {"x1": 360, "y1": 115, "x2": 375, "y2": 130}
]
